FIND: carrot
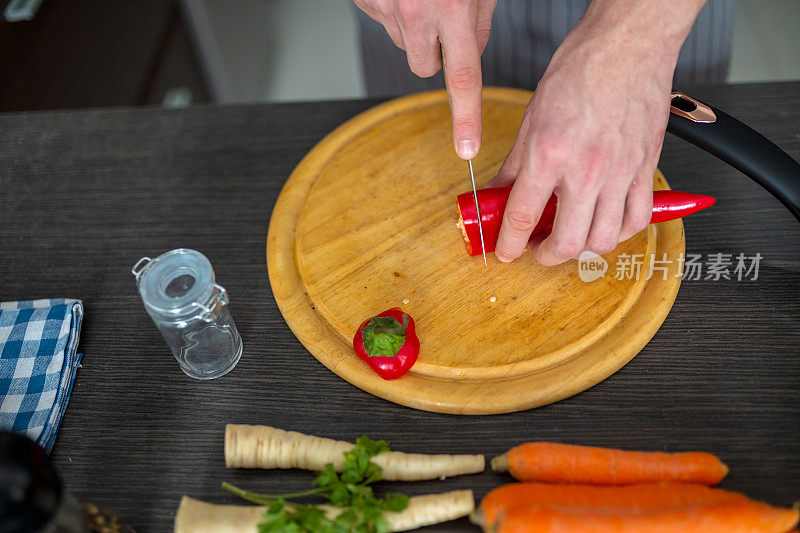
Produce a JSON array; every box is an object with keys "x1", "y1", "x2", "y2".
[
  {"x1": 225, "y1": 424, "x2": 485, "y2": 481},
  {"x1": 490, "y1": 500, "x2": 799, "y2": 533},
  {"x1": 473, "y1": 482, "x2": 751, "y2": 527},
  {"x1": 492, "y1": 442, "x2": 728, "y2": 485},
  {"x1": 174, "y1": 491, "x2": 475, "y2": 532}
]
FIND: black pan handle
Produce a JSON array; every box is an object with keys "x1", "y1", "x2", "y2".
[{"x1": 666, "y1": 91, "x2": 800, "y2": 222}]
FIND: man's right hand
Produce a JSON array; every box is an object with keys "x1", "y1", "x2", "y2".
[{"x1": 354, "y1": 0, "x2": 496, "y2": 159}]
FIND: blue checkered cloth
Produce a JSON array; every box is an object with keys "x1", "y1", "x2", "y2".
[{"x1": 0, "y1": 299, "x2": 83, "y2": 453}]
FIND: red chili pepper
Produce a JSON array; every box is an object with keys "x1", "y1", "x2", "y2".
[
  {"x1": 456, "y1": 187, "x2": 716, "y2": 257},
  {"x1": 353, "y1": 308, "x2": 419, "y2": 380},
  {"x1": 648, "y1": 189, "x2": 716, "y2": 223}
]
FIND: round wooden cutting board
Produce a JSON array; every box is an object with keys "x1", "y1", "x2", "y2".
[{"x1": 267, "y1": 88, "x2": 684, "y2": 414}]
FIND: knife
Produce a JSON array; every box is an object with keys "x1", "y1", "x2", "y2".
[{"x1": 468, "y1": 159, "x2": 488, "y2": 266}]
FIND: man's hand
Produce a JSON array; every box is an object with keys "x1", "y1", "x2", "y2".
[
  {"x1": 354, "y1": 0, "x2": 496, "y2": 159},
  {"x1": 487, "y1": 0, "x2": 705, "y2": 265}
]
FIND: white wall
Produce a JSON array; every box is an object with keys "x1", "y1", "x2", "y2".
[
  {"x1": 183, "y1": 0, "x2": 365, "y2": 103},
  {"x1": 728, "y1": 0, "x2": 800, "y2": 82}
]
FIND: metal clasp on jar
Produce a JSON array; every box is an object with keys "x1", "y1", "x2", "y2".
[{"x1": 192, "y1": 284, "x2": 229, "y2": 323}]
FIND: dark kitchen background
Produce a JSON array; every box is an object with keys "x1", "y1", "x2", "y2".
[{"x1": 2, "y1": 0, "x2": 799, "y2": 112}]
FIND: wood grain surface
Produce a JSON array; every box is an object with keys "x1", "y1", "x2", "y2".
[
  {"x1": 0, "y1": 82, "x2": 798, "y2": 531},
  {"x1": 271, "y1": 88, "x2": 681, "y2": 413}
]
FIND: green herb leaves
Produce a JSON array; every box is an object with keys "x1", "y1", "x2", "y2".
[
  {"x1": 225, "y1": 436, "x2": 409, "y2": 533},
  {"x1": 361, "y1": 315, "x2": 409, "y2": 358},
  {"x1": 258, "y1": 500, "x2": 338, "y2": 533}
]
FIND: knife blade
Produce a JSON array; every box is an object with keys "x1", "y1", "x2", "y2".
[{"x1": 468, "y1": 159, "x2": 488, "y2": 266}]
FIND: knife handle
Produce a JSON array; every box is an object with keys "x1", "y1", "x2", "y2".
[{"x1": 666, "y1": 91, "x2": 800, "y2": 222}]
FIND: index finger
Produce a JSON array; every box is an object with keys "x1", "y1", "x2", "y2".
[{"x1": 441, "y1": 22, "x2": 483, "y2": 160}]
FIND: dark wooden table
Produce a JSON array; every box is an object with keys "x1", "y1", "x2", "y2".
[{"x1": 1, "y1": 82, "x2": 799, "y2": 531}]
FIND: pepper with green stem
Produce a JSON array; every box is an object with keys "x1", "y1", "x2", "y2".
[{"x1": 353, "y1": 308, "x2": 419, "y2": 380}]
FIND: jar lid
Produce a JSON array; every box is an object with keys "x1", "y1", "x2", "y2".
[{"x1": 133, "y1": 249, "x2": 215, "y2": 319}]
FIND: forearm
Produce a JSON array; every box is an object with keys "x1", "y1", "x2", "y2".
[
  {"x1": 579, "y1": 0, "x2": 707, "y2": 65},
  {"x1": 541, "y1": 0, "x2": 706, "y2": 100}
]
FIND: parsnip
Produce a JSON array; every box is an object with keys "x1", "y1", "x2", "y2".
[
  {"x1": 174, "y1": 491, "x2": 475, "y2": 533},
  {"x1": 174, "y1": 497, "x2": 264, "y2": 533},
  {"x1": 225, "y1": 424, "x2": 485, "y2": 481},
  {"x1": 386, "y1": 491, "x2": 474, "y2": 531}
]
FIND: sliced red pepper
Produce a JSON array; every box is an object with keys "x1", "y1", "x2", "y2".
[
  {"x1": 353, "y1": 308, "x2": 419, "y2": 380},
  {"x1": 456, "y1": 187, "x2": 716, "y2": 257}
]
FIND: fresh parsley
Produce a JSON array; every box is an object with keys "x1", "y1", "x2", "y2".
[{"x1": 224, "y1": 436, "x2": 409, "y2": 533}]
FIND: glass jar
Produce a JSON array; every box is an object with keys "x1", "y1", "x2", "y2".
[{"x1": 132, "y1": 249, "x2": 242, "y2": 380}]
